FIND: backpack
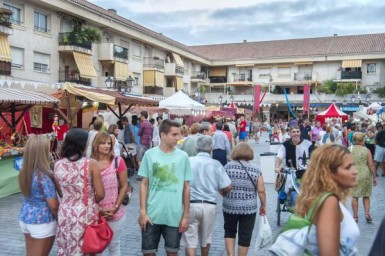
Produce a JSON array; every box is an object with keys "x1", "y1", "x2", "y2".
[{"x1": 322, "y1": 133, "x2": 335, "y2": 144}]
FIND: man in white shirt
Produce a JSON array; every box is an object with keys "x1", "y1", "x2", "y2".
[{"x1": 152, "y1": 116, "x2": 162, "y2": 147}]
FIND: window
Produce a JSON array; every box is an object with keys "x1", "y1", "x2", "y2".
[
  {"x1": 34, "y1": 11, "x2": 49, "y2": 33},
  {"x1": 132, "y1": 43, "x2": 142, "y2": 58},
  {"x1": 3, "y1": 3, "x2": 22, "y2": 24},
  {"x1": 11, "y1": 47, "x2": 23, "y2": 68},
  {"x1": 367, "y1": 63, "x2": 376, "y2": 74},
  {"x1": 133, "y1": 72, "x2": 141, "y2": 86},
  {"x1": 33, "y1": 52, "x2": 50, "y2": 72}
]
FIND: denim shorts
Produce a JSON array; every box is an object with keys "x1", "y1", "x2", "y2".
[{"x1": 142, "y1": 223, "x2": 182, "y2": 254}]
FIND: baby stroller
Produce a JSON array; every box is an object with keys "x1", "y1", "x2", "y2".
[{"x1": 119, "y1": 142, "x2": 137, "y2": 177}]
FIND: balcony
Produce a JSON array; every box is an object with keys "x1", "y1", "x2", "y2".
[
  {"x1": 0, "y1": 8, "x2": 13, "y2": 35},
  {"x1": 341, "y1": 70, "x2": 362, "y2": 80},
  {"x1": 143, "y1": 57, "x2": 164, "y2": 71},
  {"x1": 164, "y1": 63, "x2": 184, "y2": 76},
  {"x1": 58, "y1": 70, "x2": 91, "y2": 86},
  {"x1": 98, "y1": 43, "x2": 128, "y2": 62},
  {"x1": 191, "y1": 71, "x2": 207, "y2": 82},
  {"x1": 234, "y1": 73, "x2": 252, "y2": 82},
  {"x1": 58, "y1": 32, "x2": 92, "y2": 54},
  {"x1": 294, "y1": 72, "x2": 312, "y2": 81}
]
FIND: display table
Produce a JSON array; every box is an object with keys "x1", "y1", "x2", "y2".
[{"x1": 0, "y1": 155, "x2": 21, "y2": 198}]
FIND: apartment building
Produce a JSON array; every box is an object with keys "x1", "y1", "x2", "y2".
[{"x1": 1, "y1": 0, "x2": 385, "y2": 120}]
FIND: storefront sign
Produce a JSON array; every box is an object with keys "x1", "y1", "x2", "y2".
[{"x1": 341, "y1": 106, "x2": 359, "y2": 112}]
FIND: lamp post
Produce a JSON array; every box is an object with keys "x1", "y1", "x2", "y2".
[
  {"x1": 105, "y1": 75, "x2": 136, "y2": 93},
  {"x1": 218, "y1": 95, "x2": 223, "y2": 106},
  {"x1": 125, "y1": 75, "x2": 136, "y2": 93},
  {"x1": 105, "y1": 76, "x2": 114, "y2": 89},
  {"x1": 230, "y1": 95, "x2": 234, "y2": 104},
  {"x1": 195, "y1": 88, "x2": 201, "y2": 103},
  {"x1": 366, "y1": 94, "x2": 371, "y2": 105},
  {"x1": 351, "y1": 94, "x2": 357, "y2": 103}
]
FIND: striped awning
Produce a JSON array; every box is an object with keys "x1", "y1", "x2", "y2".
[
  {"x1": 73, "y1": 51, "x2": 97, "y2": 79},
  {"x1": 236, "y1": 64, "x2": 254, "y2": 67},
  {"x1": 176, "y1": 76, "x2": 183, "y2": 91},
  {"x1": 256, "y1": 65, "x2": 272, "y2": 69},
  {"x1": 278, "y1": 64, "x2": 292, "y2": 68},
  {"x1": 342, "y1": 60, "x2": 362, "y2": 68},
  {"x1": 294, "y1": 62, "x2": 313, "y2": 65},
  {"x1": 114, "y1": 61, "x2": 133, "y2": 81},
  {"x1": 172, "y1": 52, "x2": 184, "y2": 67},
  {"x1": 209, "y1": 67, "x2": 227, "y2": 77},
  {"x1": 0, "y1": 34, "x2": 11, "y2": 63},
  {"x1": 143, "y1": 70, "x2": 164, "y2": 87}
]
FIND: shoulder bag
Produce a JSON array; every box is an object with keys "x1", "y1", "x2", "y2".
[
  {"x1": 115, "y1": 156, "x2": 130, "y2": 206},
  {"x1": 237, "y1": 160, "x2": 257, "y2": 191},
  {"x1": 269, "y1": 192, "x2": 333, "y2": 256},
  {"x1": 81, "y1": 159, "x2": 114, "y2": 254}
]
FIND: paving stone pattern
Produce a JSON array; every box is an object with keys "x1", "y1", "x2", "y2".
[{"x1": 0, "y1": 133, "x2": 382, "y2": 255}]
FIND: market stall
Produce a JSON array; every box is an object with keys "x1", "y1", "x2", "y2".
[
  {"x1": 54, "y1": 83, "x2": 158, "y2": 127},
  {"x1": 316, "y1": 103, "x2": 348, "y2": 125},
  {"x1": 159, "y1": 91, "x2": 205, "y2": 124},
  {"x1": 0, "y1": 88, "x2": 60, "y2": 198}
]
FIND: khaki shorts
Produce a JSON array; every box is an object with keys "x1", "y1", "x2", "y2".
[{"x1": 181, "y1": 203, "x2": 216, "y2": 248}]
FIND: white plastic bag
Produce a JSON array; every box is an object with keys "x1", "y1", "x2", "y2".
[{"x1": 255, "y1": 215, "x2": 273, "y2": 250}]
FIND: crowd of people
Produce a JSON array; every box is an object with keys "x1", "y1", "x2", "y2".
[{"x1": 16, "y1": 109, "x2": 385, "y2": 255}]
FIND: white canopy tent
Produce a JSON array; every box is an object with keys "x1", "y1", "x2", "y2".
[{"x1": 159, "y1": 90, "x2": 205, "y2": 116}]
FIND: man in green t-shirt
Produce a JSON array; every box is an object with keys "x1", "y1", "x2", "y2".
[{"x1": 138, "y1": 119, "x2": 192, "y2": 255}]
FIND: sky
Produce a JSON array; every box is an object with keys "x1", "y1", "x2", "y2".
[{"x1": 88, "y1": 0, "x2": 385, "y2": 46}]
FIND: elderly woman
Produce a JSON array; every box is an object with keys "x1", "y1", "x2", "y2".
[
  {"x1": 223, "y1": 142, "x2": 266, "y2": 256},
  {"x1": 295, "y1": 144, "x2": 360, "y2": 255},
  {"x1": 351, "y1": 132, "x2": 377, "y2": 223}
]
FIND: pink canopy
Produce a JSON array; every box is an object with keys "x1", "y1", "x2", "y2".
[{"x1": 316, "y1": 103, "x2": 349, "y2": 125}]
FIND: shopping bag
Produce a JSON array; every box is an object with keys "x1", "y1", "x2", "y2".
[{"x1": 255, "y1": 215, "x2": 273, "y2": 250}]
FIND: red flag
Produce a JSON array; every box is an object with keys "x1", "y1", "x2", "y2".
[
  {"x1": 303, "y1": 84, "x2": 310, "y2": 113},
  {"x1": 254, "y1": 85, "x2": 261, "y2": 114}
]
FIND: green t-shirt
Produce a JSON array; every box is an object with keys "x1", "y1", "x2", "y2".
[{"x1": 138, "y1": 147, "x2": 192, "y2": 227}]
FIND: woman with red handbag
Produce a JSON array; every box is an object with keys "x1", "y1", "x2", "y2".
[
  {"x1": 92, "y1": 132, "x2": 128, "y2": 256},
  {"x1": 54, "y1": 128, "x2": 105, "y2": 255}
]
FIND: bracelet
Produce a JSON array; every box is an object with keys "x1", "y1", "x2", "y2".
[{"x1": 115, "y1": 204, "x2": 120, "y2": 209}]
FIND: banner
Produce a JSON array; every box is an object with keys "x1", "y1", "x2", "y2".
[
  {"x1": 284, "y1": 88, "x2": 297, "y2": 118},
  {"x1": 303, "y1": 84, "x2": 310, "y2": 113},
  {"x1": 253, "y1": 85, "x2": 261, "y2": 114}
]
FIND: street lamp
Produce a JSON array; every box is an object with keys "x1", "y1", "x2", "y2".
[
  {"x1": 332, "y1": 99, "x2": 336, "y2": 104},
  {"x1": 343, "y1": 99, "x2": 347, "y2": 106},
  {"x1": 351, "y1": 94, "x2": 356, "y2": 103},
  {"x1": 125, "y1": 75, "x2": 136, "y2": 93},
  {"x1": 105, "y1": 76, "x2": 114, "y2": 89},
  {"x1": 218, "y1": 95, "x2": 223, "y2": 105},
  {"x1": 366, "y1": 94, "x2": 371, "y2": 104},
  {"x1": 230, "y1": 95, "x2": 234, "y2": 104}
]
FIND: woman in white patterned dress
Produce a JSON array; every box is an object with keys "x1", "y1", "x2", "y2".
[{"x1": 54, "y1": 128, "x2": 105, "y2": 255}]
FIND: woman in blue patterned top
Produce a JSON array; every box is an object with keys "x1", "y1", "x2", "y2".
[
  {"x1": 223, "y1": 142, "x2": 266, "y2": 256},
  {"x1": 18, "y1": 135, "x2": 59, "y2": 256}
]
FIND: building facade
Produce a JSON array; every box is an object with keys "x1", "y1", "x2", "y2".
[{"x1": 1, "y1": 0, "x2": 385, "y2": 120}]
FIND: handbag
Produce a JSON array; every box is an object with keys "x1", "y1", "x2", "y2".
[
  {"x1": 269, "y1": 192, "x2": 333, "y2": 256},
  {"x1": 237, "y1": 160, "x2": 257, "y2": 191},
  {"x1": 81, "y1": 159, "x2": 114, "y2": 254},
  {"x1": 115, "y1": 156, "x2": 130, "y2": 206}
]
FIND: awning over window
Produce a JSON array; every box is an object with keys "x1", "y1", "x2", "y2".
[
  {"x1": 0, "y1": 34, "x2": 12, "y2": 63},
  {"x1": 342, "y1": 60, "x2": 362, "y2": 68},
  {"x1": 256, "y1": 65, "x2": 272, "y2": 69},
  {"x1": 235, "y1": 64, "x2": 254, "y2": 67},
  {"x1": 209, "y1": 67, "x2": 227, "y2": 77},
  {"x1": 114, "y1": 61, "x2": 133, "y2": 81},
  {"x1": 278, "y1": 64, "x2": 292, "y2": 68},
  {"x1": 176, "y1": 76, "x2": 183, "y2": 91},
  {"x1": 73, "y1": 51, "x2": 97, "y2": 79},
  {"x1": 172, "y1": 52, "x2": 184, "y2": 67},
  {"x1": 294, "y1": 62, "x2": 313, "y2": 65},
  {"x1": 143, "y1": 70, "x2": 164, "y2": 87}
]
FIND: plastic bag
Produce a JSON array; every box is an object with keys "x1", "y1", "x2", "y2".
[{"x1": 255, "y1": 215, "x2": 273, "y2": 250}]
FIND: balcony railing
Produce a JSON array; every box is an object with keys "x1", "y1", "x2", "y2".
[
  {"x1": 0, "y1": 8, "x2": 13, "y2": 28},
  {"x1": 58, "y1": 70, "x2": 91, "y2": 86},
  {"x1": 294, "y1": 72, "x2": 312, "y2": 80},
  {"x1": 235, "y1": 74, "x2": 252, "y2": 82},
  {"x1": 113, "y1": 45, "x2": 128, "y2": 60},
  {"x1": 143, "y1": 57, "x2": 164, "y2": 70},
  {"x1": 175, "y1": 66, "x2": 184, "y2": 75},
  {"x1": 191, "y1": 71, "x2": 206, "y2": 80},
  {"x1": 58, "y1": 32, "x2": 92, "y2": 50},
  {"x1": 341, "y1": 70, "x2": 362, "y2": 79},
  {"x1": 259, "y1": 73, "x2": 271, "y2": 78}
]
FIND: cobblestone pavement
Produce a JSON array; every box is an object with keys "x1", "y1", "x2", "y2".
[{"x1": 0, "y1": 133, "x2": 383, "y2": 255}]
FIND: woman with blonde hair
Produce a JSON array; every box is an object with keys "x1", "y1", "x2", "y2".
[
  {"x1": 19, "y1": 135, "x2": 59, "y2": 256},
  {"x1": 223, "y1": 142, "x2": 266, "y2": 256},
  {"x1": 351, "y1": 132, "x2": 377, "y2": 223},
  {"x1": 295, "y1": 144, "x2": 360, "y2": 255},
  {"x1": 107, "y1": 123, "x2": 121, "y2": 157},
  {"x1": 92, "y1": 132, "x2": 128, "y2": 255}
]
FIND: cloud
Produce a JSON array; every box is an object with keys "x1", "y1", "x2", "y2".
[{"x1": 88, "y1": 0, "x2": 385, "y2": 45}]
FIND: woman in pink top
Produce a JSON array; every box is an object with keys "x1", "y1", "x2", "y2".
[
  {"x1": 92, "y1": 132, "x2": 128, "y2": 256},
  {"x1": 311, "y1": 121, "x2": 323, "y2": 147}
]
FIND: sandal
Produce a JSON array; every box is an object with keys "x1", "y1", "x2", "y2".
[
  {"x1": 365, "y1": 214, "x2": 373, "y2": 223},
  {"x1": 353, "y1": 216, "x2": 358, "y2": 222}
]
